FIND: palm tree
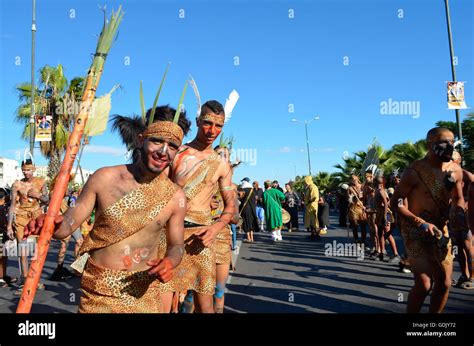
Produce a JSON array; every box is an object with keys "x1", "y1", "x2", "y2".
[
  {"x1": 389, "y1": 140, "x2": 427, "y2": 171},
  {"x1": 313, "y1": 171, "x2": 333, "y2": 194},
  {"x1": 15, "y1": 64, "x2": 84, "y2": 179}
]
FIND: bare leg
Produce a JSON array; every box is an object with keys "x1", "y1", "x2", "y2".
[
  {"x1": 0, "y1": 256, "x2": 7, "y2": 278},
  {"x1": 160, "y1": 292, "x2": 174, "y2": 313},
  {"x1": 193, "y1": 292, "x2": 214, "y2": 313},
  {"x1": 385, "y1": 228, "x2": 399, "y2": 256},
  {"x1": 360, "y1": 222, "x2": 367, "y2": 244},
  {"x1": 430, "y1": 261, "x2": 452, "y2": 313},
  {"x1": 352, "y1": 224, "x2": 359, "y2": 242},
  {"x1": 214, "y1": 263, "x2": 229, "y2": 313},
  {"x1": 249, "y1": 231, "x2": 254, "y2": 242},
  {"x1": 407, "y1": 258, "x2": 433, "y2": 313}
]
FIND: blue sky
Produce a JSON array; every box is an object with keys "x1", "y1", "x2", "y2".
[{"x1": 1, "y1": 0, "x2": 473, "y2": 185}]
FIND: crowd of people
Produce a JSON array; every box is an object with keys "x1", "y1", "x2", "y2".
[{"x1": 0, "y1": 121, "x2": 472, "y2": 314}]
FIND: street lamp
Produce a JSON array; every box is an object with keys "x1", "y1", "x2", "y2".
[{"x1": 292, "y1": 116, "x2": 320, "y2": 176}]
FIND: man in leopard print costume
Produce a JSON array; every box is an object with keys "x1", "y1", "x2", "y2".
[{"x1": 25, "y1": 106, "x2": 191, "y2": 313}]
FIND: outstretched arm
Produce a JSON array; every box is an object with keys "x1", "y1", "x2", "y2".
[{"x1": 25, "y1": 171, "x2": 99, "y2": 240}]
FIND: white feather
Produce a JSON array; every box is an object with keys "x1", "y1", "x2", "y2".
[
  {"x1": 188, "y1": 75, "x2": 201, "y2": 117},
  {"x1": 224, "y1": 89, "x2": 239, "y2": 123}
]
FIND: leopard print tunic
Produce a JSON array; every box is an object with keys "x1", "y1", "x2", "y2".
[{"x1": 78, "y1": 173, "x2": 179, "y2": 313}]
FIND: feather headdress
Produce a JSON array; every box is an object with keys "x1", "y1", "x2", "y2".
[{"x1": 224, "y1": 89, "x2": 239, "y2": 123}]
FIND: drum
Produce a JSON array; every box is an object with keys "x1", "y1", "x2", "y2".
[{"x1": 282, "y1": 208, "x2": 291, "y2": 224}]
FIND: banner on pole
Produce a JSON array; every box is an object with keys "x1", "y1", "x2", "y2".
[
  {"x1": 447, "y1": 81, "x2": 468, "y2": 109},
  {"x1": 34, "y1": 115, "x2": 52, "y2": 142}
]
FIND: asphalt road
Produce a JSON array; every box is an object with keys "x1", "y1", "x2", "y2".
[{"x1": 0, "y1": 212, "x2": 472, "y2": 313}]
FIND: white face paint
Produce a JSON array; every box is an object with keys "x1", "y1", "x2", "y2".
[{"x1": 159, "y1": 142, "x2": 169, "y2": 156}]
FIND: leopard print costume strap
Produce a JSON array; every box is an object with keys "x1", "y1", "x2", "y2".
[
  {"x1": 80, "y1": 173, "x2": 179, "y2": 255},
  {"x1": 410, "y1": 160, "x2": 450, "y2": 224},
  {"x1": 182, "y1": 151, "x2": 222, "y2": 201}
]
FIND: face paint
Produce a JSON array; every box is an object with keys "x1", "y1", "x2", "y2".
[
  {"x1": 432, "y1": 141, "x2": 454, "y2": 162},
  {"x1": 159, "y1": 142, "x2": 169, "y2": 156}
]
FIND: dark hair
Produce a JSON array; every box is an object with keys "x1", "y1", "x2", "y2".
[
  {"x1": 146, "y1": 105, "x2": 191, "y2": 136},
  {"x1": 426, "y1": 127, "x2": 452, "y2": 145},
  {"x1": 22, "y1": 159, "x2": 33, "y2": 167},
  {"x1": 112, "y1": 105, "x2": 191, "y2": 163},
  {"x1": 0, "y1": 189, "x2": 6, "y2": 199},
  {"x1": 200, "y1": 100, "x2": 224, "y2": 117}
]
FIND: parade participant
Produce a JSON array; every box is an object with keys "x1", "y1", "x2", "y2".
[
  {"x1": 317, "y1": 196, "x2": 330, "y2": 234},
  {"x1": 49, "y1": 179, "x2": 84, "y2": 281},
  {"x1": 363, "y1": 168, "x2": 377, "y2": 250},
  {"x1": 284, "y1": 183, "x2": 300, "y2": 232},
  {"x1": 364, "y1": 182, "x2": 378, "y2": 257},
  {"x1": 348, "y1": 174, "x2": 367, "y2": 244},
  {"x1": 170, "y1": 100, "x2": 236, "y2": 313},
  {"x1": 239, "y1": 178, "x2": 259, "y2": 242},
  {"x1": 25, "y1": 106, "x2": 191, "y2": 313},
  {"x1": 450, "y1": 151, "x2": 473, "y2": 289},
  {"x1": 374, "y1": 175, "x2": 400, "y2": 263},
  {"x1": 272, "y1": 180, "x2": 284, "y2": 193},
  {"x1": 211, "y1": 139, "x2": 240, "y2": 312},
  {"x1": 338, "y1": 184, "x2": 349, "y2": 227},
  {"x1": 7, "y1": 159, "x2": 48, "y2": 292},
  {"x1": 263, "y1": 180, "x2": 286, "y2": 241},
  {"x1": 0, "y1": 188, "x2": 17, "y2": 288},
  {"x1": 253, "y1": 181, "x2": 265, "y2": 232},
  {"x1": 391, "y1": 127, "x2": 463, "y2": 313},
  {"x1": 304, "y1": 176, "x2": 320, "y2": 240}
]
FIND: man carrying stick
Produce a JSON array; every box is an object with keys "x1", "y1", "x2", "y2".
[{"x1": 25, "y1": 107, "x2": 191, "y2": 313}]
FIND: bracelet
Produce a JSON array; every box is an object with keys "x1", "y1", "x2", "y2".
[
  {"x1": 412, "y1": 216, "x2": 426, "y2": 228},
  {"x1": 214, "y1": 219, "x2": 228, "y2": 226}
]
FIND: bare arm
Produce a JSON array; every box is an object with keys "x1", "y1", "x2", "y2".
[
  {"x1": 215, "y1": 162, "x2": 237, "y2": 230},
  {"x1": 163, "y1": 189, "x2": 185, "y2": 268},
  {"x1": 53, "y1": 173, "x2": 98, "y2": 239},
  {"x1": 6, "y1": 183, "x2": 18, "y2": 237},
  {"x1": 468, "y1": 182, "x2": 474, "y2": 230},
  {"x1": 390, "y1": 169, "x2": 420, "y2": 222},
  {"x1": 195, "y1": 162, "x2": 235, "y2": 247}
]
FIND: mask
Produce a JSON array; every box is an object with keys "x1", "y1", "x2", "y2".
[{"x1": 432, "y1": 142, "x2": 454, "y2": 162}]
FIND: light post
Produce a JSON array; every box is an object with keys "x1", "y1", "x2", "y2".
[
  {"x1": 292, "y1": 116, "x2": 320, "y2": 176},
  {"x1": 29, "y1": 0, "x2": 37, "y2": 159},
  {"x1": 444, "y1": 0, "x2": 464, "y2": 164}
]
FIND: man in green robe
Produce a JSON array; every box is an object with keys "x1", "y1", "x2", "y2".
[{"x1": 263, "y1": 180, "x2": 286, "y2": 241}]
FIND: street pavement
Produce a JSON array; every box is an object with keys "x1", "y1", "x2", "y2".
[
  {"x1": 0, "y1": 212, "x2": 472, "y2": 313},
  {"x1": 225, "y1": 212, "x2": 474, "y2": 313}
]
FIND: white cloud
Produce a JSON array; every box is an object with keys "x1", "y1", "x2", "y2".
[
  {"x1": 83, "y1": 145, "x2": 125, "y2": 156},
  {"x1": 279, "y1": 146, "x2": 292, "y2": 153}
]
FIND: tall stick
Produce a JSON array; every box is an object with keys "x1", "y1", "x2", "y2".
[{"x1": 17, "y1": 6, "x2": 123, "y2": 313}]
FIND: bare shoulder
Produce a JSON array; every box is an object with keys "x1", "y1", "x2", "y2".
[
  {"x1": 400, "y1": 163, "x2": 420, "y2": 182},
  {"x1": 218, "y1": 158, "x2": 232, "y2": 177},
  {"x1": 87, "y1": 165, "x2": 127, "y2": 188}
]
